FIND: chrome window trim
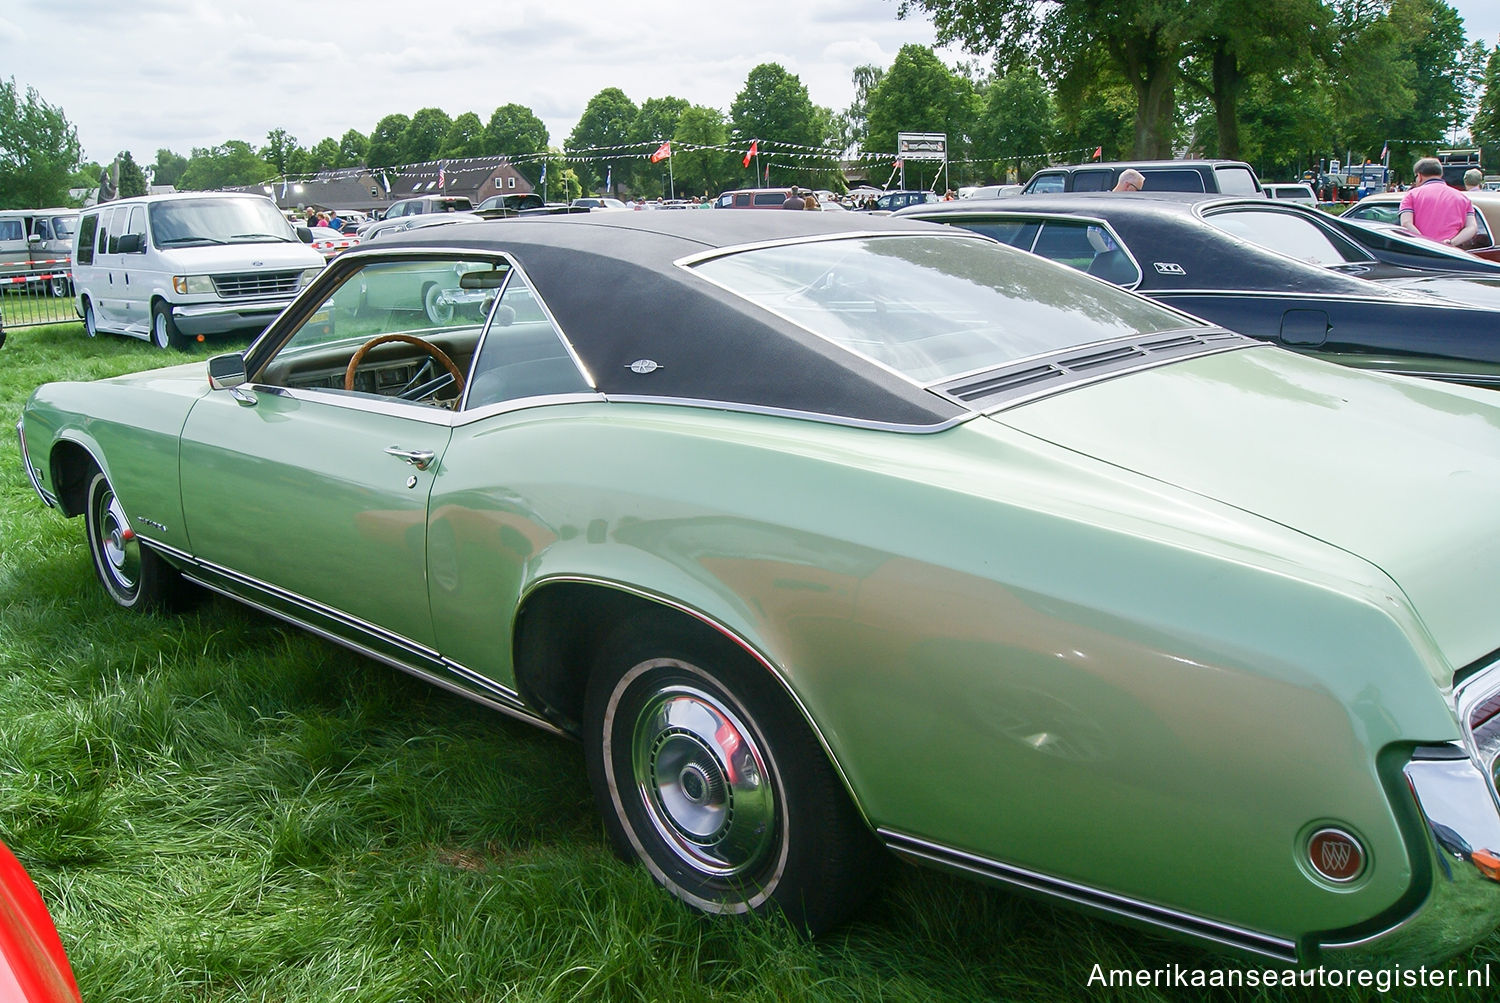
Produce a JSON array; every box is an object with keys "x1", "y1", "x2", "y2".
[
  {"x1": 596, "y1": 395, "x2": 973, "y2": 433},
  {"x1": 249, "y1": 385, "x2": 461, "y2": 425},
  {"x1": 916, "y1": 211, "x2": 1147, "y2": 292},
  {"x1": 671, "y1": 228, "x2": 994, "y2": 271},
  {"x1": 879, "y1": 829, "x2": 1298, "y2": 962}
]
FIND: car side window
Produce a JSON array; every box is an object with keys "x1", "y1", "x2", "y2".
[
  {"x1": 1206, "y1": 208, "x2": 1364, "y2": 265},
  {"x1": 1027, "y1": 221, "x2": 1141, "y2": 286},
  {"x1": 941, "y1": 219, "x2": 1041, "y2": 252},
  {"x1": 1071, "y1": 170, "x2": 1111, "y2": 192},
  {"x1": 465, "y1": 272, "x2": 592, "y2": 409},
  {"x1": 1345, "y1": 204, "x2": 1401, "y2": 226},
  {"x1": 1214, "y1": 166, "x2": 1261, "y2": 195},
  {"x1": 255, "y1": 256, "x2": 504, "y2": 406},
  {"x1": 1028, "y1": 173, "x2": 1065, "y2": 194},
  {"x1": 76, "y1": 212, "x2": 98, "y2": 265},
  {"x1": 1142, "y1": 170, "x2": 1207, "y2": 192}
]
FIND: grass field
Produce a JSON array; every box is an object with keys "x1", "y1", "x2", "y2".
[{"x1": 3, "y1": 322, "x2": 1498, "y2": 1001}]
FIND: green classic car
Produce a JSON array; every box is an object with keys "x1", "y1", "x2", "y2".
[{"x1": 18, "y1": 211, "x2": 1500, "y2": 964}]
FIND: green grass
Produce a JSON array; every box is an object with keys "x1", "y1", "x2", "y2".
[{"x1": 3, "y1": 323, "x2": 1499, "y2": 1000}]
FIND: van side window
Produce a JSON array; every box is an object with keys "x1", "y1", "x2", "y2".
[
  {"x1": 76, "y1": 212, "x2": 99, "y2": 265},
  {"x1": 0, "y1": 219, "x2": 22, "y2": 241},
  {"x1": 125, "y1": 206, "x2": 146, "y2": 246},
  {"x1": 101, "y1": 208, "x2": 118, "y2": 254}
]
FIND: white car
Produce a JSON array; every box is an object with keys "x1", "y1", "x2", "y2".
[{"x1": 1264, "y1": 183, "x2": 1319, "y2": 206}]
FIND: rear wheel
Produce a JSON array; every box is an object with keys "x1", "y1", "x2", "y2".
[
  {"x1": 84, "y1": 470, "x2": 189, "y2": 610},
  {"x1": 49, "y1": 275, "x2": 71, "y2": 298},
  {"x1": 82, "y1": 297, "x2": 98, "y2": 338},
  {"x1": 583, "y1": 613, "x2": 884, "y2": 934},
  {"x1": 151, "y1": 301, "x2": 186, "y2": 350}
]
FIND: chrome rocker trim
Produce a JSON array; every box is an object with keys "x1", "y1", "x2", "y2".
[
  {"x1": 879, "y1": 829, "x2": 1298, "y2": 962},
  {"x1": 150, "y1": 544, "x2": 562, "y2": 736}
]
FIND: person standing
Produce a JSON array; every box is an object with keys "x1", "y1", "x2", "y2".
[
  {"x1": 1465, "y1": 168, "x2": 1483, "y2": 191},
  {"x1": 781, "y1": 188, "x2": 805, "y2": 209},
  {"x1": 1399, "y1": 157, "x2": 1478, "y2": 247}
]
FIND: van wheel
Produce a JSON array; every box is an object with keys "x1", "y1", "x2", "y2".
[
  {"x1": 83, "y1": 298, "x2": 99, "y2": 338},
  {"x1": 49, "y1": 276, "x2": 71, "y2": 298},
  {"x1": 151, "y1": 302, "x2": 187, "y2": 350}
]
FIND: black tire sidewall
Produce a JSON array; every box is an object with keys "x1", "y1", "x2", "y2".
[{"x1": 84, "y1": 471, "x2": 144, "y2": 608}]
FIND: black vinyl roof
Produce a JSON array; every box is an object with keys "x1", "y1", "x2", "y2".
[{"x1": 383, "y1": 212, "x2": 975, "y2": 428}]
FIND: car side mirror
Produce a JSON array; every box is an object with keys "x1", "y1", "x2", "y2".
[
  {"x1": 116, "y1": 233, "x2": 144, "y2": 254},
  {"x1": 295, "y1": 225, "x2": 313, "y2": 243},
  {"x1": 27, "y1": 234, "x2": 41, "y2": 245},
  {"x1": 207, "y1": 353, "x2": 248, "y2": 390}
]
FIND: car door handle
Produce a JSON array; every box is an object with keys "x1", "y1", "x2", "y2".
[{"x1": 384, "y1": 446, "x2": 435, "y2": 470}]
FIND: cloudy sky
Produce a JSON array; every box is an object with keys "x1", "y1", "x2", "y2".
[{"x1": 3, "y1": 0, "x2": 1497, "y2": 167}]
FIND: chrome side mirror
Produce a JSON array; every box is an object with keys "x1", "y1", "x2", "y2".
[{"x1": 207, "y1": 353, "x2": 257, "y2": 405}]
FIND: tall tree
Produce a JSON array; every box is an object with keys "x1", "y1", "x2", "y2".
[
  {"x1": 974, "y1": 67, "x2": 1057, "y2": 182},
  {"x1": 306, "y1": 137, "x2": 341, "y2": 172},
  {"x1": 0, "y1": 78, "x2": 81, "y2": 207},
  {"x1": 672, "y1": 104, "x2": 731, "y2": 197},
  {"x1": 441, "y1": 112, "x2": 487, "y2": 158},
  {"x1": 1474, "y1": 45, "x2": 1500, "y2": 167},
  {"x1": 866, "y1": 44, "x2": 978, "y2": 180},
  {"x1": 900, "y1": 0, "x2": 1196, "y2": 157},
  {"x1": 402, "y1": 108, "x2": 453, "y2": 164},
  {"x1": 485, "y1": 103, "x2": 550, "y2": 183},
  {"x1": 260, "y1": 128, "x2": 302, "y2": 175},
  {"x1": 177, "y1": 141, "x2": 271, "y2": 190},
  {"x1": 365, "y1": 114, "x2": 410, "y2": 171},
  {"x1": 151, "y1": 148, "x2": 189, "y2": 187},
  {"x1": 567, "y1": 88, "x2": 638, "y2": 193},
  {"x1": 836, "y1": 64, "x2": 885, "y2": 153},
  {"x1": 116, "y1": 151, "x2": 147, "y2": 198},
  {"x1": 631, "y1": 96, "x2": 690, "y2": 188},
  {"x1": 730, "y1": 63, "x2": 823, "y2": 151},
  {"x1": 338, "y1": 129, "x2": 368, "y2": 168},
  {"x1": 1179, "y1": 0, "x2": 1330, "y2": 159}
]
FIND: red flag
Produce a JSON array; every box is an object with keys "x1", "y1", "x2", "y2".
[
  {"x1": 650, "y1": 141, "x2": 671, "y2": 163},
  {"x1": 894, "y1": 159, "x2": 903, "y2": 169},
  {"x1": 742, "y1": 139, "x2": 758, "y2": 168},
  {"x1": 1092, "y1": 146, "x2": 1102, "y2": 161}
]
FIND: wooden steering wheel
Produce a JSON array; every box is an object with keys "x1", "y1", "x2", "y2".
[{"x1": 344, "y1": 333, "x2": 466, "y2": 400}]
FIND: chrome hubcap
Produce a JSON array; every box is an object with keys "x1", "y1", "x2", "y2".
[
  {"x1": 97, "y1": 490, "x2": 138, "y2": 592},
  {"x1": 632, "y1": 684, "x2": 776, "y2": 878}
]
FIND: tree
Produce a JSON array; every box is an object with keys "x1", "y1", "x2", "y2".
[
  {"x1": 866, "y1": 45, "x2": 979, "y2": 187},
  {"x1": 365, "y1": 114, "x2": 410, "y2": 171},
  {"x1": 0, "y1": 78, "x2": 82, "y2": 207},
  {"x1": 402, "y1": 108, "x2": 453, "y2": 164},
  {"x1": 485, "y1": 103, "x2": 550, "y2": 183},
  {"x1": 1179, "y1": 0, "x2": 1330, "y2": 160},
  {"x1": 306, "y1": 137, "x2": 342, "y2": 173},
  {"x1": 338, "y1": 129, "x2": 368, "y2": 168},
  {"x1": 974, "y1": 67, "x2": 1056, "y2": 182},
  {"x1": 261, "y1": 128, "x2": 302, "y2": 175},
  {"x1": 1475, "y1": 45, "x2": 1500, "y2": 168},
  {"x1": 900, "y1": 0, "x2": 1196, "y2": 157},
  {"x1": 177, "y1": 141, "x2": 271, "y2": 190},
  {"x1": 567, "y1": 88, "x2": 638, "y2": 193},
  {"x1": 116, "y1": 151, "x2": 147, "y2": 198},
  {"x1": 731, "y1": 63, "x2": 823, "y2": 151},
  {"x1": 673, "y1": 104, "x2": 731, "y2": 197},
  {"x1": 836, "y1": 64, "x2": 885, "y2": 153},
  {"x1": 442, "y1": 112, "x2": 487, "y2": 158},
  {"x1": 152, "y1": 148, "x2": 189, "y2": 187},
  {"x1": 631, "y1": 96, "x2": 690, "y2": 188}
]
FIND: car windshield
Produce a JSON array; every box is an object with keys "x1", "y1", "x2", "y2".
[
  {"x1": 690, "y1": 234, "x2": 1195, "y2": 385},
  {"x1": 150, "y1": 198, "x2": 294, "y2": 246}
]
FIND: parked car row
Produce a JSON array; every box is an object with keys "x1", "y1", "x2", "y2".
[
  {"x1": 900, "y1": 191, "x2": 1500, "y2": 387},
  {"x1": 0, "y1": 208, "x2": 79, "y2": 297}
]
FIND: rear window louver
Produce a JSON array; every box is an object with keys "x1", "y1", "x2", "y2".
[{"x1": 935, "y1": 329, "x2": 1254, "y2": 409}]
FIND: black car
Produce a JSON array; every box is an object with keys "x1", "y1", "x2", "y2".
[
  {"x1": 899, "y1": 191, "x2": 1500, "y2": 387},
  {"x1": 1020, "y1": 160, "x2": 1262, "y2": 196}
]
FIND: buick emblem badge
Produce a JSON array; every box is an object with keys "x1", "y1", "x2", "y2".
[
  {"x1": 1307, "y1": 827, "x2": 1365, "y2": 883},
  {"x1": 628, "y1": 359, "x2": 661, "y2": 374}
]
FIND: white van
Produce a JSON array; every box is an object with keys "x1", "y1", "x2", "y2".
[{"x1": 72, "y1": 192, "x2": 324, "y2": 349}]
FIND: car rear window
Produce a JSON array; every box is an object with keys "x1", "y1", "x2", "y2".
[
  {"x1": 689, "y1": 234, "x2": 1193, "y2": 385},
  {"x1": 1214, "y1": 166, "x2": 1261, "y2": 195},
  {"x1": 1142, "y1": 170, "x2": 1207, "y2": 192}
]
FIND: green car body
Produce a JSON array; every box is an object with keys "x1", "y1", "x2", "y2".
[{"x1": 18, "y1": 212, "x2": 1500, "y2": 964}]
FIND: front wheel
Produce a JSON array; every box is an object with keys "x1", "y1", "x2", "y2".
[
  {"x1": 82, "y1": 297, "x2": 98, "y2": 338},
  {"x1": 49, "y1": 275, "x2": 71, "y2": 298},
  {"x1": 84, "y1": 471, "x2": 189, "y2": 610},
  {"x1": 151, "y1": 301, "x2": 187, "y2": 350},
  {"x1": 584, "y1": 615, "x2": 884, "y2": 934}
]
